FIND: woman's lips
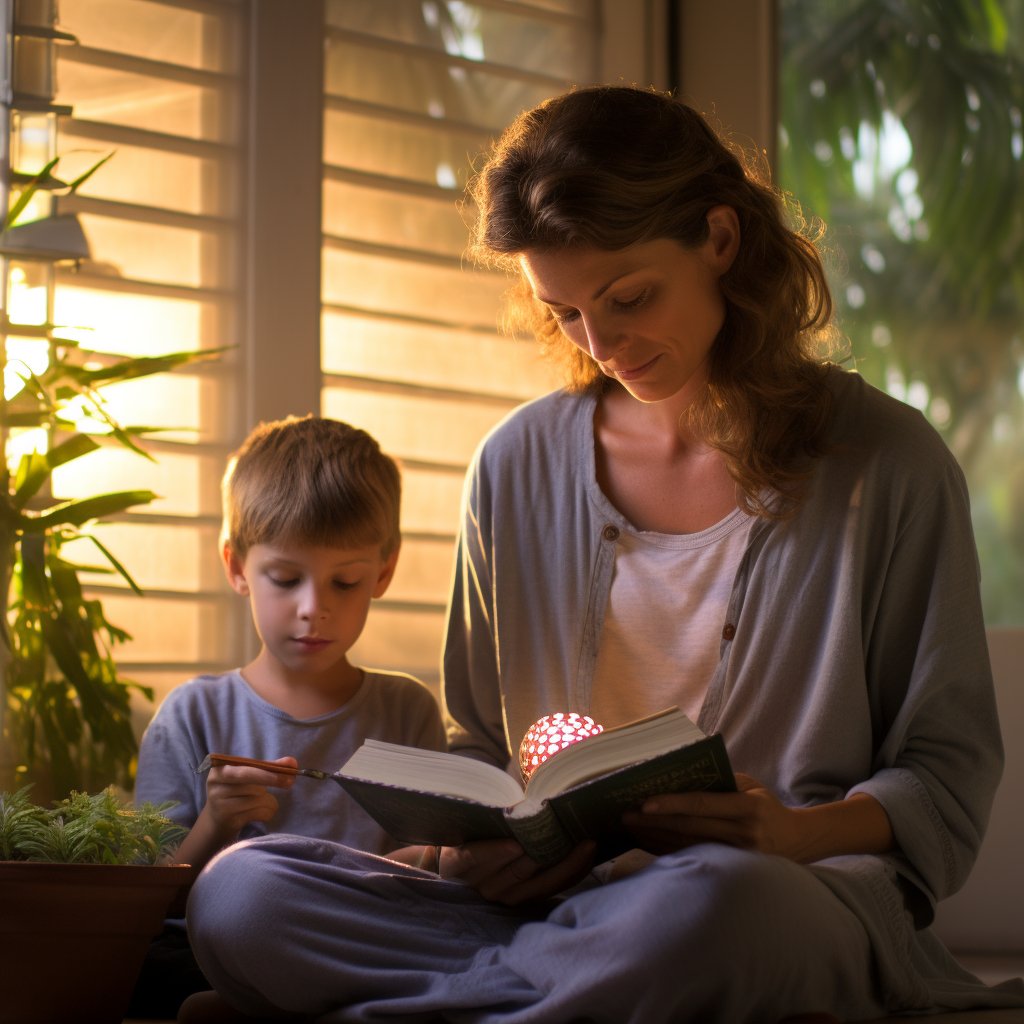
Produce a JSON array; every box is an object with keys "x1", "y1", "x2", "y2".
[{"x1": 611, "y1": 354, "x2": 660, "y2": 382}]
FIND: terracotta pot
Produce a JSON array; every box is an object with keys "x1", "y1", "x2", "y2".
[{"x1": 0, "y1": 861, "x2": 193, "y2": 1024}]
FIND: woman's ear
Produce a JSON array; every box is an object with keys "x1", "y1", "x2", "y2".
[
  {"x1": 372, "y1": 544, "x2": 400, "y2": 599},
  {"x1": 221, "y1": 541, "x2": 250, "y2": 596},
  {"x1": 704, "y1": 205, "x2": 741, "y2": 275}
]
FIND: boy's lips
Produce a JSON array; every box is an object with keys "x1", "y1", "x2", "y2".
[{"x1": 293, "y1": 636, "x2": 331, "y2": 648}]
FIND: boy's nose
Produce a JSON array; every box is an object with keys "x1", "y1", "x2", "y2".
[{"x1": 298, "y1": 587, "x2": 330, "y2": 619}]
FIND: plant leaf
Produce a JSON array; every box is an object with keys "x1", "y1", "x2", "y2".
[
  {"x1": 83, "y1": 534, "x2": 146, "y2": 597},
  {"x1": 65, "y1": 151, "x2": 115, "y2": 192},
  {"x1": 11, "y1": 452, "x2": 52, "y2": 509},
  {"x1": 4, "y1": 157, "x2": 61, "y2": 229},
  {"x1": 12, "y1": 435, "x2": 100, "y2": 507},
  {"x1": 56, "y1": 347, "x2": 228, "y2": 388},
  {"x1": 25, "y1": 490, "x2": 157, "y2": 531}
]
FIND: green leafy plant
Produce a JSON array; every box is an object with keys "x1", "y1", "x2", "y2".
[
  {"x1": 0, "y1": 785, "x2": 187, "y2": 864},
  {"x1": 1, "y1": 156, "x2": 220, "y2": 797},
  {"x1": 779, "y1": 0, "x2": 1024, "y2": 623}
]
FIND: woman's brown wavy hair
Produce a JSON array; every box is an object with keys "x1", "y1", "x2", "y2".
[{"x1": 466, "y1": 85, "x2": 840, "y2": 517}]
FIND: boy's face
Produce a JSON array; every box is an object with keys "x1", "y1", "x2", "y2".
[{"x1": 222, "y1": 539, "x2": 397, "y2": 684}]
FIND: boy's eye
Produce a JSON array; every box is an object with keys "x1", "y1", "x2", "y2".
[
  {"x1": 333, "y1": 579, "x2": 358, "y2": 591},
  {"x1": 268, "y1": 575, "x2": 299, "y2": 589}
]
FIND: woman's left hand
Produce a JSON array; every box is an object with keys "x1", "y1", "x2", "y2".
[
  {"x1": 623, "y1": 773, "x2": 806, "y2": 861},
  {"x1": 623, "y1": 774, "x2": 894, "y2": 863}
]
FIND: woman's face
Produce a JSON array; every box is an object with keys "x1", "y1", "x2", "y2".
[{"x1": 519, "y1": 213, "x2": 737, "y2": 406}]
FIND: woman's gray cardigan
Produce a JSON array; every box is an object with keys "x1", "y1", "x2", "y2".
[{"x1": 442, "y1": 367, "x2": 1002, "y2": 934}]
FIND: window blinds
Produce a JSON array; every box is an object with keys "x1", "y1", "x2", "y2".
[
  {"x1": 38, "y1": 0, "x2": 601, "y2": 715},
  {"x1": 323, "y1": 0, "x2": 599, "y2": 689},
  {"x1": 52, "y1": 0, "x2": 243, "y2": 707}
]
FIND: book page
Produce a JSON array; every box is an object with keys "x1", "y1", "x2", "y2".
[
  {"x1": 340, "y1": 741, "x2": 525, "y2": 807},
  {"x1": 523, "y1": 707, "x2": 705, "y2": 802}
]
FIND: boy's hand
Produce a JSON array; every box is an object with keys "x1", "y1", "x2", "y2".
[
  {"x1": 204, "y1": 755, "x2": 298, "y2": 836},
  {"x1": 438, "y1": 838, "x2": 595, "y2": 905},
  {"x1": 174, "y1": 755, "x2": 300, "y2": 871}
]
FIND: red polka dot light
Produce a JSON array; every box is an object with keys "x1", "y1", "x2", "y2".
[{"x1": 518, "y1": 712, "x2": 604, "y2": 782}]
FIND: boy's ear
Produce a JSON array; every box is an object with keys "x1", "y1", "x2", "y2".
[
  {"x1": 371, "y1": 544, "x2": 400, "y2": 599},
  {"x1": 221, "y1": 541, "x2": 250, "y2": 596}
]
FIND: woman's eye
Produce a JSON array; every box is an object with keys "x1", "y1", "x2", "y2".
[
  {"x1": 612, "y1": 288, "x2": 649, "y2": 312},
  {"x1": 551, "y1": 307, "x2": 580, "y2": 325}
]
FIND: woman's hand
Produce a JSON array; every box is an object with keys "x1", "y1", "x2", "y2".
[
  {"x1": 438, "y1": 838, "x2": 596, "y2": 905},
  {"x1": 623, "y1": 773, "x2": 802, "y2": 858},
  {"x1": 623, "y1": 773, "x2": 894, "y2": 863}
]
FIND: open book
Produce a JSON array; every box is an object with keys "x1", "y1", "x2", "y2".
[{"x1": 336, "y1": 707, "x2": 735, "y2": 866}]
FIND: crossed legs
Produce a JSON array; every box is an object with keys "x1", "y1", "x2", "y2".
[{"x1": 186, "y1": 836, "x2": 886, "y2": 1024}]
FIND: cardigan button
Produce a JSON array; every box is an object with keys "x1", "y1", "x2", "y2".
[
  {"x1": 721, "y1": 623, "x2": 736, "y2": 641},
  {"x1": 602, "y1": 524, "x2": 620, "y2": 542}
]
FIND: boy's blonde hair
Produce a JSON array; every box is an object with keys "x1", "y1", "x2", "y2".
[{"x1": 222, "y1": 415, "x2": 401, "y2": 558}]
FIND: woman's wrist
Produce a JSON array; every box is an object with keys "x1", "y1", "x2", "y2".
[{"x1": 789, "y1": 793, "x2": 895, "y2": 862}]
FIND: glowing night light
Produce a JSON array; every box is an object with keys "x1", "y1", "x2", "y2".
[{"x1": 518, "y1": 712, "x2": 604, "y2": 782}]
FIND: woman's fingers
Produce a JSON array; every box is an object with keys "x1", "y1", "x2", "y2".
[
  {"x1": 482, "y1": 841, "x2": 596, "y2": 905},
  {"x1": 624, "y1": 774, "x2": 797, "y2": 856},
  {"x1": 441, "y1": 839, "x2": 596, "y2": 906}
]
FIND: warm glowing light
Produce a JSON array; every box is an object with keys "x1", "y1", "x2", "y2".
[
  {"x1": 7, "y1": 264, "x2": 49, "y2": 325},
  {"x1": 519, "y1": 712, "x2": 604, "y2": 782},
  {"x1": 54, "y1": 287, "x2": 202, "y2": 357},
  {"x1": 13, "y1": 112, "x2": 55, "y2": 167},
  {"x1": 59, "y1": 392, "x2": 114, "y2": 435},
  {"x1": 3, "y1": 337, "x2": 50, "y2": 399},
  {"x1": 6, "y1": 427, "x2": 48, "y2": 468}
]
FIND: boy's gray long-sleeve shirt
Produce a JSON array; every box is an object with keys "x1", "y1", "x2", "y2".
[{"x1": 442, "y1": 367, "x2": 1003, "y2": 928}]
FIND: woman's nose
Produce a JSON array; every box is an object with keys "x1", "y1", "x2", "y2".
[{"x1": 581, "y1": 314, "x2": 619, "y2": 363}]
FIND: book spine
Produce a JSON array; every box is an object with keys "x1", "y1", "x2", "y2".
[{"x1": 504, "y1": 805, "x2": 574, "y2": 867}]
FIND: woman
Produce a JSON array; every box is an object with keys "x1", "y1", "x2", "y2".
[{"x1": 183, "y1": 86, "x2": 1024, "y2": 1024}]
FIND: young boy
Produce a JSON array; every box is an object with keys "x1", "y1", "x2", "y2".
[{"x1": 130, "y1": 415, "x2": 446, "y2": 1015}]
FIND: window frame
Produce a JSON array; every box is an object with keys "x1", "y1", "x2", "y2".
[{"x1": 239, "y1": 0, "x2": 673, "y2": 671}]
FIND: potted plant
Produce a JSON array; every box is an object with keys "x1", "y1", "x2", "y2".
[
  {"x1": 0, "y1": 154, "x2": 219, "y2": 800},
  {"x1": 0, "y1": 785, "x2": 192, "y2": 1024}
]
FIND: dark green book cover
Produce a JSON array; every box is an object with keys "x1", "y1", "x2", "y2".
[{"x1": 539, "y1": 732, "x2": 735, "y2": 864}]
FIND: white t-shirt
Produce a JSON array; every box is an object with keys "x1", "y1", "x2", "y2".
[{"x1": 590, "y1": 507, "x2": 752, "y2": 727}]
